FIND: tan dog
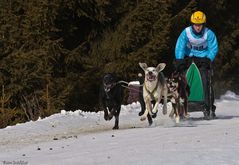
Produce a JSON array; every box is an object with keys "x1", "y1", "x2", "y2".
[{"x1": 139, "y1": 63, "x2": 168, "y2": 124}]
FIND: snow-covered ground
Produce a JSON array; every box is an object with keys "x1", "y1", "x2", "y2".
[{"x1": 1, "y1": 91, "x2": 239, "y2": 165}]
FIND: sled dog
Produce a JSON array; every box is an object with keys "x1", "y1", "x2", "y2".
[
  {"x1": 167, "y1": 73, "x2": 190, "y2": 123},
  {"x1": 99, "y1": 73, "x2": 123, "y2": 129},
  {"x1": 139, "y1": 62, "x2": 168, "y2": 125}
]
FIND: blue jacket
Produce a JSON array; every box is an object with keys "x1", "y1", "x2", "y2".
[{"x1": 175, "y1": 26, "x2": 218, "y2": 61}]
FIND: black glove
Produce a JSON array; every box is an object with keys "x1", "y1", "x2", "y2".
[
  {"x1": 200, "y1": 57, "x2": 211, "y2": 69},
  {"x1": 175, "y1": 59, "x2": 187, "y2": 73}
]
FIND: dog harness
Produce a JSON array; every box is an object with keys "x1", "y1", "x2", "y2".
[
  {"x1": 144, "y1": 83, "x2": 159, "y2": 101},
  {"x1": 144, "y1": 72, "x2": 166, "y2": 101}
]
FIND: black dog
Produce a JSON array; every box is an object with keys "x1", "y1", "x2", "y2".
[{"x1": 99, "y1": 73, "x2": 123, "y2": 129}]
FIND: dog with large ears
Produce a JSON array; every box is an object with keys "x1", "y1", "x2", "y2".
[
  {"x1": 167, "y1": 72, "x2": 190, "y2": 123},
  {"x1": 139, "y1": 62, "x2": 168, "y2": 125}
]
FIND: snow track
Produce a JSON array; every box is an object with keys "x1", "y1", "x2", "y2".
[{"x1": 1, "y1": 91, "x2": 239, "y2": 165}]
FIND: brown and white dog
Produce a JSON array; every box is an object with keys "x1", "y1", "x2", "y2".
[
  {"x1": 167, "y1": 72, "x2": 190, "y2": 123},
  {"x1": 139, "y1": 63, "x2": 168, "y2": 125}
]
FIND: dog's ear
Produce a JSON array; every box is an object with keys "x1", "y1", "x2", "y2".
[
  {"x1": 156, "y1": 63, "x2": 166, "y2": 72},
  {"x1": 139, "y1": 63, "x2": 147, "y2": 71}
]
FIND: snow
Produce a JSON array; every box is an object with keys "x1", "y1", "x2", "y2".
[
  {"x1": 128, "y1": 81, "x2": 140, "y2": 85},
  {"x1": 1, "y1": 91, "x2": 239, "y2": 165}
]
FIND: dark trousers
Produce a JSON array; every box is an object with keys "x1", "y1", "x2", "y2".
[{"x1": 197, "y1": 65, "x2": 215, "y2": 112}]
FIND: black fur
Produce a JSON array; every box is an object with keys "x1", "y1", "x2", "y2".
[{"x1": 99, "y1": 73, "x2": 123, "y2": 129}]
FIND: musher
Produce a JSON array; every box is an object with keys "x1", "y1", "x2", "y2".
[{"x1": 175, "y1": 11, "x2": 219, "y2": 119}]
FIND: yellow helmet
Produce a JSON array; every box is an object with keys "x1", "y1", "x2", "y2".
[{"x1": 191, "y1": 11, "x2": 206, "y2": 24}]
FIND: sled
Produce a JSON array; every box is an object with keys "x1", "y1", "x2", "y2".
[
  {"x1": 127, "y1": 81, "x2": 141, "y2": 104},
  {"x1": 186, "y1": 62, "x2": 213, "y2": 112},
  {"x1": 116, "y1": 80, "x2": 142, "y2": 104}
]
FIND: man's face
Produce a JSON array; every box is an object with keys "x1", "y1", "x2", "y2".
[{"x1": 193, "y1": 24, "x2": 203, "y2": 33}]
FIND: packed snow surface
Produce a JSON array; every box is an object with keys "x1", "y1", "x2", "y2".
[{"x1": 0, "y1": 91, "x2": 239, "y2": 165}]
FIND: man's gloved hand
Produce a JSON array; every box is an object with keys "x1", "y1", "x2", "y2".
[
  {"x1": 200, "y1": 57, "x2": 211, "y2": 69},
  {"x1": 175, "y1": 59, "x2": 186, "y2": 73}
]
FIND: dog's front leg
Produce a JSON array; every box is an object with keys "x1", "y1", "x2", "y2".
[
  {"x1": 99, "y1": 97, "x2": 109, "y2": 121},
  {"x1": 103, "y1": 107, "x2": 110, "y2": 120},
  {"x1": 108, "y1": 107, "x2": 115, "y2": 120},
  {"x1": 175, "y1": 100, "x2": 180, "y2": 123},
  {"x1": 169, "y1": 102, "x2": 176, "y2": 118},
  {"x1": 102, "y1": 102, "x2": 110, "y2": 121},
  {"x1": 113, "y1": 109, "x2": 120, "y2": 129},
  {"x1": 108, "y1": 111, "x2": 114, "y2": 120},
  {"x1": 152, "y1": 101, "x2": 159, "y2": 114},
  {"x1": 141, "y1": 99, "x2": 151, "y2": 121}
]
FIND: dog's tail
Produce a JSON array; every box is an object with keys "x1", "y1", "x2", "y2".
[
  {"x1": 117, "y1": 80, "x2": 129, "y2": 86},
  {"x1": 117, "y1": 80, "x2": 143, "y2": 94}
]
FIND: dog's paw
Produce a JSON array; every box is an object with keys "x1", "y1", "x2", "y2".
[
  {"x1": 104, "y1": 115, "x2": 109, "y2": 120},
  {"x1": 108, "y1": 113, "x2": 113, "y2": 120},
  {"x1": 152, "y1": 113, "x2": 157, "y2": 118},
  {"x1": 183, "y1": 113, "x2": 190, "y2": 119},
  {"x1": 152, "y1": 109, "x2": 158, "y2": 114},
  {"x1": 175, "y1": 116, "x2": 180, "y2": 123},
  {"x1": 138, "y1": 111, "x2": 144, "y2": 116},
  {"x1": 140, "y1": 116, "x2": 147, "y2": 121},
  {"x1": 112, "y1": 126, "x2": 119, "y2": 129},
  {"x1": 148, "y1": 121, "x2": 153, "y2": 126}
]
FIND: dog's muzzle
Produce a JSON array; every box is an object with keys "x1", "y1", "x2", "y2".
[
  {"x1": 167, "y1": 79, "x2": 178, "y2": 92},
  {"x1": 146, "y1": 74, "x2": 156, "y2": 82},
  {"x1": 104, "y1": 83, "x2": 115, "y2": 92}
]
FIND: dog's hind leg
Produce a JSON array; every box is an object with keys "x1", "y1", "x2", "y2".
[
  {"x1": 141, "y1": 100, "x2": 151, "y2": 121},
  {"x1": 104, "y1": 107, "x2": 110, "y2": 120},
  {"x1": 175, "y1": 100, "x2": 180, "y2": 123},
  {"x1": 113, "y1": 115, "x2": 119, "y2": 129},
  {"x1": 147, "y1": 114, "x2": 153, "y2": 126},
  {"x1": 169, "y1": 102, "x2": 175, "y2": 118},
  {"x1": 112, "y1": 108, "x2": 120, "y2": 129},
  {"x1": 162, "y1": 86, "x2": 168, "y2": 115},
  {"x1": 184, "y1": 99, "x2": 190, "y2": 118},
  {"x1": 138, "y1": 86, "x2": 145, "y2": 116}
]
